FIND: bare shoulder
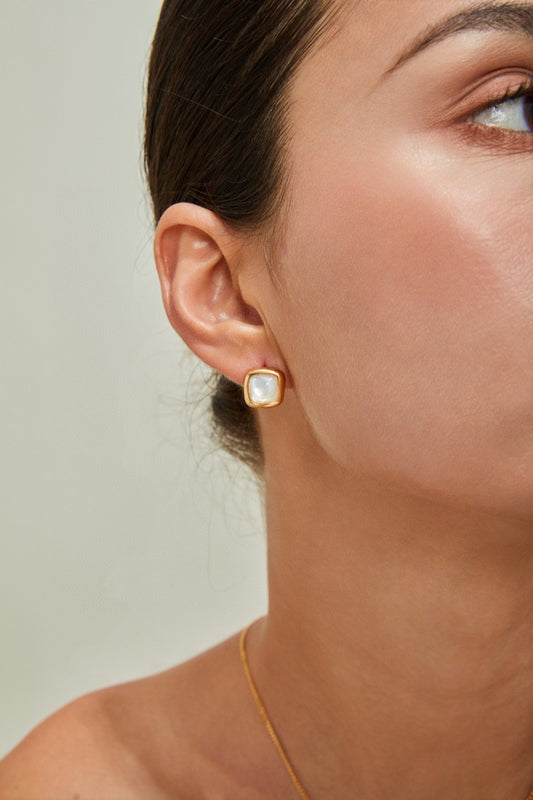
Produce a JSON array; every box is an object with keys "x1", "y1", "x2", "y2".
[
  {"x1": 0, "y1": 688, "x2": 170, "y2": 800},
  {"x1": 0, "y1": 630, "x2": 275, "y2": 800}
]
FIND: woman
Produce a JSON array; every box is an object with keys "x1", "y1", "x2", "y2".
[{"x1": 1, "y1": 0, "x2": 533, "y2": 797}]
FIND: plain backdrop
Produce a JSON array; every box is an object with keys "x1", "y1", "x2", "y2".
[{"x1": 0, "y1": 1, "x2": 267, "y2": 757}]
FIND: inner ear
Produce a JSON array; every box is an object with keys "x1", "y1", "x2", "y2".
[
  {"x1": 209, "y1": 255, "x2": 262, "y2": 325},
  {"x1": 154, "y1": 208, "x2": 265, "y2": 344},
  {"x1": 154, "y1": 203, "x2": 288, "y2": 385}
]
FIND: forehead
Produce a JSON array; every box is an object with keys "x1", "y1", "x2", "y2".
[
  {"x1": 291, "y1": 1, "x2": 437, "y2": 111},
  {"x1": 324, "y1": 0, "x2": 462, "y2": 67},
  {"x1": 305, "y1": 0, "x2": 533, "y2": 85}
]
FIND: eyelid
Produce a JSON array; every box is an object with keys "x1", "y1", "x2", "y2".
[
  {"x1": 457, "y1": 90, "x2": 533, "y2": 154},
  {"x1": 469, "y1": 80, "x2": 533, "y2": 120},
  {"x1": 457, "y1": 122, "x2": 533, "y2": 154},
  {"x1": 440, "y1": 69, "x2": 533, "y2": 153},
  {"x1": 449, "y1": 69, "x2": 533, "y2": 122}
]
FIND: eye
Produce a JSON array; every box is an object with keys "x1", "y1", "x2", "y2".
[{"x1": 472, "y1": 90, "x2": 533, "y2": 133}]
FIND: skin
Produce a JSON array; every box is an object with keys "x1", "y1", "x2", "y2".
[{"x1": 1, "y1": 0, "x2": 532, "y2": 797}]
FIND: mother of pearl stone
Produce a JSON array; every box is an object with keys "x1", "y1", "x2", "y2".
[
  {"x1": 244, "y1": 370, "x2": 284, "y2": 407},
  {"x1": 248, "y1": 373, "x2": 281, "y2": 405}
]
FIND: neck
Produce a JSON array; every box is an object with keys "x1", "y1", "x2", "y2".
[{"x1": 252, "y1": 416, "x2": 533, "y2": 800}]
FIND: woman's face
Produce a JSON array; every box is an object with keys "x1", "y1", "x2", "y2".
[{"x1": 256, "y1": 0, "x2": 533, "y2": 517}]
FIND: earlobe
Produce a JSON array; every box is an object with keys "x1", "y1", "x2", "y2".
[{"x1": 153, "y1": 203, "x2": 287, "y2": 387}]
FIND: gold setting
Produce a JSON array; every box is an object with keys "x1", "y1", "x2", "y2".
[{"x1": 243, "y1": 368, "x2": 285, "y2": 408}]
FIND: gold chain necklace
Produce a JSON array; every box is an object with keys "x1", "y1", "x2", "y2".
[
  {"x1": 240, "y1": 621, "x2": 310, "y2": 800},
  {"x1": 239, "y1": 621, "x2": 533, "y2": 800}
]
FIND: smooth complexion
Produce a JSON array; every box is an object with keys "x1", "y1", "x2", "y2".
[
  {"x1": 249, "y1": 2, "x2": 533, "y2": 797},
  {"x1": 1, "y1": 1, "x2": 532, "y2": 798}
]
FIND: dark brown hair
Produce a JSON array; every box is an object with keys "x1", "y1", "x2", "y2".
[{"x1": 144, "y1": 0, "x2": 335, "y2": 472}]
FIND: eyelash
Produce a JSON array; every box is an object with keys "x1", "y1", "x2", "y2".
[
  {"x1": 462, "y1": 77, "x2": 533, "y2": 150},
  {"x1": 484, "y1": 79, "x2": 533, "y2": 108}
]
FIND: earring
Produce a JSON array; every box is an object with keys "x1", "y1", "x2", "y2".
[{"x1": 244, "y1": 368, "x2": 285, "y2": 408}]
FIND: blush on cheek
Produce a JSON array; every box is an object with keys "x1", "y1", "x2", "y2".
[{"x1": 281, "y1": 144, "x2": 533, "y2": 516}]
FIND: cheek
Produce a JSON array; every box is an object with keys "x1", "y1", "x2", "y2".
[{"x1": 276, "y1": 141, "x2": 533, "y2": 516}]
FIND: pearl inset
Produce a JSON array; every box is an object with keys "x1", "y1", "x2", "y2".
[{"x1": 244, "y1": 369, "x2": 285, "y2": 408}]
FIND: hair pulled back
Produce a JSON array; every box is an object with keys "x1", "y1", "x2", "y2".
[{"x1": 144, "y1": 0, "x2": 334, "y2": 472}]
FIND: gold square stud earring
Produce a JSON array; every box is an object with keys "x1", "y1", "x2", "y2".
[{"x1": 244, "y1": 368, "x2": 285, "y2": 408}]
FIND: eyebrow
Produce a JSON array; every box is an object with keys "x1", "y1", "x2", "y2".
[{"x1": 386, "y1": 1, "x2": 533, "y2": 75}]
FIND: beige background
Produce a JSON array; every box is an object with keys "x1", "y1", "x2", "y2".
[{"x1": 0, "y1": 1, "x2": 266, "y2": 757}]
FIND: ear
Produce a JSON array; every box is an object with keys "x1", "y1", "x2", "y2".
[{"x1": 153, "y1": 203, "x2": 287, "y2": 387}]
